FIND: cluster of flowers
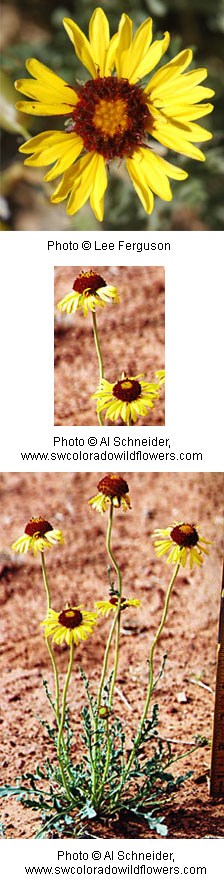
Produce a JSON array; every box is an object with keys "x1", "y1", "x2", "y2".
[
  {"x1": 57, "y1": 269, "x2": 165, "y2": 424},
  {"x1": 15, "y1": 7, "x2": 214, "y2": 221},
  {"x1": 12, "y1": 474, "x2": 211, "y2": 649}
]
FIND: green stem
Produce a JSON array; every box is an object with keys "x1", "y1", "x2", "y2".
[
  {"x1": 106, "y1": 503, "x2": 122, "y2": 597},
  {"x1": 57, "y1": 642, "x2": 74, "y2": 801},
  {"x1": 120, "y1": 561, "x2": 180, "y2": 785},
  {"x1": 41, "y1": 552, "x2": 60, "y2": 723},
  {"x1": 92, "y1": 312, "x2": 104, "y2": 426},
  {"x1": 91, "y1": 504, "x2": 123, "y2": 803},
  {"x1": 99, "y1": 610, "x2": 121, "y2": 797}
]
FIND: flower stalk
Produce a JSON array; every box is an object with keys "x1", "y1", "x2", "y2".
[
  {"x1": 41, "y1": 552, "x2": 60, "y2": 723},
  {"x1": 92, "y1": 312, "x2": 104, "y2": 426},
  {"x1": 57, "y1": 641, "x2": 74, "y2": 801},
  {"x1": 119, "y1": 561, "x2": 180, "y2": 788}
]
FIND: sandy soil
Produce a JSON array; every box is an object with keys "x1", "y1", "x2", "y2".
[
  {"x1": 54, "y1": 266, "x2": 165, "y2": 426},
  {"x1": 0, "y1": 471, "x2": 223, "y2": 839}
]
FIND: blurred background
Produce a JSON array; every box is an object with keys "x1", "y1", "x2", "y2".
[{"x1": 1, "y1": 0, "x2": 223, "y2": 231}]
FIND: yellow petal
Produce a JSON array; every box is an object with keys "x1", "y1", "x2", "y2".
[
  {"x1": 132, "y1": 32, "x2": 170, "y2": 82},
  {"x1": 105, "y1": 32, "x2": 120, "y2": 76},
  {"x1": 158, "y1": 101, "x2": 214, "y2": 121},
  {"x1": 19, "y1": 130, "x2": 70, "y2": 152},
  {"x1": 63, "y1": 17, "x2": 97, "y2": 78},
  {"x1": 16, "y1": 100, "x2": 74, "y2": 115},
  {"x1": 151, "y1": 121, "x2": 206, "y2": 160},
  {"x1": 90, "y1": 155, "x2": 107, "y2": 221},
  {"x1": 44, "y1": 138, "x2": 83, "y2": 180},
  {"x1": 89, "y1": 7, "x2": 110, "y2": 76},
  {"x1": 126, "y1": 154, "x2": 154, "y2": 213},
  {"x1": 150, "y1": 153, "x2": 188, "y2": 181},
  {"x1": 119, "y1": 18, "x2": 153, "y2": 81},
  {"x1": 115, "y1": 14, "x2": 132, "y2": 77},
  {"x1": 145, "y1": 48, "x2": 193, "y2": 93},
  {"x1": 66, "y1": 153, "x2": 98, "y2": 215},
  {"x1": 15, "y1": 73, "x2": 76, "y2": 108}
]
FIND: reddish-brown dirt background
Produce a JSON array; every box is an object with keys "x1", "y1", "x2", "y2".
[
  {"x1": 0, "y1": 471, "x2": 223, "y2": 839},
  {"x1": 54, "y1": 266, "x2": 165, "y2": 426}
]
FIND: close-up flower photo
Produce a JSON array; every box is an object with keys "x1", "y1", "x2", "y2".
[
  {"x1": 0, "y1": 471, "x2": 223, "y2": 839},
  {"x1": 1, "y1": 0, "x2": 223, "y2": 230},
  {"x1": 54, "y1": 264, "x2": 165, "y2": 425}
]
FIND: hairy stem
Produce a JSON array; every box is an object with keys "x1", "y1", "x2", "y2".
[
  {"x1": 41, "y1": 552, "x2": 60, "y2": 723},
  {"x1": 92, "y1": 312, "x2": 104, "y2": 426},
  {"x1": 93, "y1": 504, "x2": 123, "y2": 804},
  {"x1": 57, "y1": 642, "x2": 74, "y2": 801}
]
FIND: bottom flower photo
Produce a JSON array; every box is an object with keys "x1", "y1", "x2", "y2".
[{"x1": 0, "y1": 471, "x2": 223, "y2": 839}]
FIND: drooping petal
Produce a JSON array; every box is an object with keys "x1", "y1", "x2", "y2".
[
  {"x1": 90, "y1": 155, "x2": 107, "y2": 221},
  {"x1": 19, "y1": 130, "x2": 83, "y2": 180},
  {"x1": 126, "y1": 155, "x2": 154, "y2": 213}
]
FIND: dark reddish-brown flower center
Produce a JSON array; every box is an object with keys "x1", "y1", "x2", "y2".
[
  {"x1": 70, "y1": 77, "x2": 149, "y2": 160},
  {"x1": 170, "y1": 524, "x2": 199, "y2": 548},
  {"x1": 58, "y1": 608, "x2": 83, "y2": 629},
  {"x1": 73, "y1": 270, "x2": 106, "y2": 294},
  {"x1": 113, "y1": 377, "x2": 142, "y2": 402},
  {"x1": 98, "y1": 474, "x2": 129, "y2": 499},
  {"x1": 25, "y1": 516, "x2": 53, "y2": 537},
  {"x1": 110, "y1": 595, "x2": 126, "y2": 606}
]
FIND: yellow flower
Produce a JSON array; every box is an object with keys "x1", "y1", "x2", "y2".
[
  {"x1": 153, "y1": 522, "x2": 211, "y2": 569},
  {"x1": 89, "y1": 474, "x2": 131, "y2": 513},
  {"x1": 57, "y1": 269, "x2": 119, "y2": 317},
  {"x1": 12, "y1": 516, "x2": 64, "y2": 556},
  {"x1": 15, "y1": 8, "x2": 214, "y2": 220},
  {"x1": 92, "y1": 372, "x2": 160, "y2": 424},
  {"x1": 96, "y1": 596, "x2": 140, "y2": 616},
  {"x1": 41, "y1": 606, "x2": 98, "y2": 646}
]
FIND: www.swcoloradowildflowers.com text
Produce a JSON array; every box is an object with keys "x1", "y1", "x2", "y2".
[{"x1": 20, "y1": 449, "x2": 203, "y2": 463}]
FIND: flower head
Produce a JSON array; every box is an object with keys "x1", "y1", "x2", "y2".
[
  {"x1": 57, "y1": 269, "x2": 119, "y2": 317},
  {"x1": 89, "y1": 474, "x2": 131, "y2": 513},
  {"x1": 15, "y1": 8, "x2": 214, "y2": 221},
  {"x1": 96, "y1": 595, "x2": 140, "y2": 616},
  {"x1": 41, "y1": 605, "x2": 97, "y2": 646},
  {"x1": 12, "y1": 516, "x2": 64, "y2": 556},
  {"x1": 92, "y1": 372, "x2": 160, "y2": 424},
  {"x1": 153, "y1": 522, "x2": 211, "y2": 568}
]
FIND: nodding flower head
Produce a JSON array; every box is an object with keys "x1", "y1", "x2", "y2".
[
  {"x1": 12, "y1": 516, "x2": 64, "y2": 556},
  {"x1": 88, "y1": 474, "x2": 131, "y2": 513}
]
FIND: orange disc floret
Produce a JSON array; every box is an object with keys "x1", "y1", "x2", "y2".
[
  {"x1": 25, "y1": 516, "x2": 53, "y2": 537},
  {"x1": 73, "y1": 270, "x2": 106, "y2": 293},
  {"x1": 97, "y1": 474, "x2": 129, "y2": 499},
  {"x1": 170, "y1": 524, "x2": 199, "y2": 548}
]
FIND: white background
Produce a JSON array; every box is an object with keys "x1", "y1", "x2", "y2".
[
  {"x1": 1, "y1": 837, "x2": 224, "y2": 884},
  {"x1": 0, "y1": 229, "x2": 223, "y2": 876},
  {"x1": 0, "y1": 230, "x2": 223, "y2": 471}
]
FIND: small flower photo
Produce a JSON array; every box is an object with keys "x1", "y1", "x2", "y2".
[
  {"x1": 1, "y1": 2, "x2": 222, "y2": 230},
  {"x1": 0, "y1": 471, "x2": 223, "y2": 839},
  {"x1": 54, "y1": 264, "x2": 165, "y2": 426}
]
